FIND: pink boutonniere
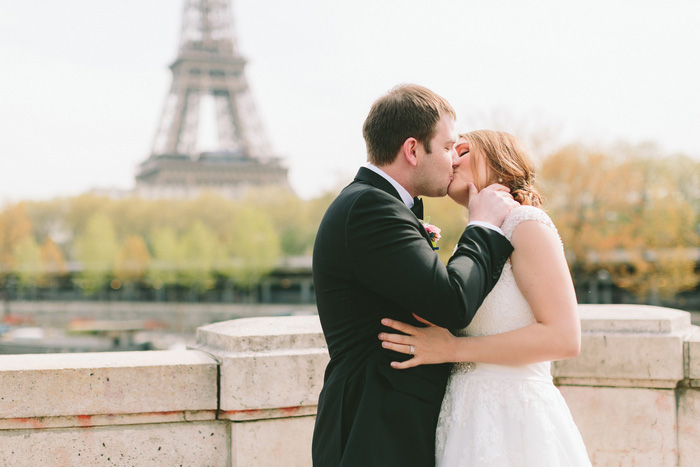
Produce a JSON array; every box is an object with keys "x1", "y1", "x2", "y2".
[{"x1": 420, "y1": 217, "x2": 441, "y2": 250}]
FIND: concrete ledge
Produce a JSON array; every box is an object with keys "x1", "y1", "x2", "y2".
[
  {"x1": 196, "y1": 315, "x2": 326, "y2": 353},
  {"x1": 217, "y1": 348, "x2": 329, "y2": 419},
  {"x1": 194, "y1": 316, "x2": 329, "y2": 420},
  {"x1": 578, "y1": 304, "x2": 692, "y2": 333},
  {"x1": 553, "y1": 305, "x2": 695, "y2": 388},
  {"x1": 0, "y1": 350, "x2": 218, "y2": 426}
]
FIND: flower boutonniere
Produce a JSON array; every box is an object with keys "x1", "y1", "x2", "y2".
[{"x1": 420, "y1": 216, "x2": 441, "y2": 250}]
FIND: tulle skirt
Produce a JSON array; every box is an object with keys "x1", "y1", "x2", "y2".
[{"x1": 436, "y1": 362, "x2": 591, "y2": 466}]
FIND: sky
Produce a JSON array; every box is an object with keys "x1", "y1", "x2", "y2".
[{"x1": 1, "y1": 0, "x2": 699, "y2": 204}]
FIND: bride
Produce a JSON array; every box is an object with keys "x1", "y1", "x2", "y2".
[{"x1": 379, "y1": 130, "x2": 591, "y2": 466}]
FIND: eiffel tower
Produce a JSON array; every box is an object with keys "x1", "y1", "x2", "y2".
[{"x1": 135, "y1": 0, "x2": 290, "y2": 199}]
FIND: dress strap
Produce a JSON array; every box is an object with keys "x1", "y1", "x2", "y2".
[{"x1": 501, "y1": 205, "x2": 559, "y2": 243}]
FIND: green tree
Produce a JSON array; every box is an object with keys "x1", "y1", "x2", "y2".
[
  {"x1": 147, "y1": 227, "x2": 182, "y2": 299},
  {"x1": 222, "y1": 205, "x2": 281, "y2": 290},
  {"x1": 239, "y1": 187, "x2": 316, "y2": 255},
  {"x1": 65, "y1": 195, "x2": 114, "y2": 238},
  {"x1": 179, "y1": 220, "x2": 220, "y2": 293},
  {"x1": 74, "y1": 213, "x2": 119, "y2": 294},
  {"x1": 13, "y1": 236, "x2": 41, "y2": 290}
]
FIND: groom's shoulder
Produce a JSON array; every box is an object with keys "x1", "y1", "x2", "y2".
[{"x1": 333, "y1": 181, "x2": 401, "y2": 212}]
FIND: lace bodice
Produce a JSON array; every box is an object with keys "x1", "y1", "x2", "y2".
[{"x1": 456, "y1": 205, "x2": 561, "y2": 338}]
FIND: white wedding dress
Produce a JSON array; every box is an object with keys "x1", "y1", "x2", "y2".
[{"x1": 436, "y1": 206, "x2": 591, "y2": 466}]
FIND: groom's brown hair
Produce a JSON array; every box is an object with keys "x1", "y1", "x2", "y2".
[{"x1": 363, "y1": 84, "x2": 455, "y2": 166}]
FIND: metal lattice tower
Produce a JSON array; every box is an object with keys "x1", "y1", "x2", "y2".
[{"x1": 136, "y1": 0, "x2": 289, "y2": 198}]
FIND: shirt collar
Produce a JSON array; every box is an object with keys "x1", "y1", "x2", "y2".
[{"x1": 364, "y1": 163, "x2": 414, "y2": 208}]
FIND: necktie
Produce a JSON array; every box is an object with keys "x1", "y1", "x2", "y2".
[{"x1": 410, "y1": 197, "x2": 424, "y2": 219}]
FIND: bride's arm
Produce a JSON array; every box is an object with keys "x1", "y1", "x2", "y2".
[{"x1": 379, "y1": 219, "x2": 581, "y2": 369}]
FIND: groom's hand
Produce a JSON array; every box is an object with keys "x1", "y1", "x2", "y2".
[
  {"x1": 467, "y1": 183, "x2": 518, "y2": 228},
  {"x1": 379, "y1": 315, "x2": 459, "y2": 369}
]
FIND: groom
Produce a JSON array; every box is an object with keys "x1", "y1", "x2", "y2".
[{"x1": 311, "y1": 84, "x2": 516, "y2": 466}]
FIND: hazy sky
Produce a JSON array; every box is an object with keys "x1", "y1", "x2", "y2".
[{"x1": 1, "y1": 0, "x2": 699, "y2": 204}]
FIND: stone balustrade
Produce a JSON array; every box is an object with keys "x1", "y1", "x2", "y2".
[
  {"x1": 552, "y1": 305, "x2": 700, "y2": 466},
  {"x1": 0, "y1": 305, "x2": 698, "y2": 466}
]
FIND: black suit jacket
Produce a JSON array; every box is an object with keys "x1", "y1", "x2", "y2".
[{"x1": 311, "y1": 167, "x2": 513, "y2": 466}]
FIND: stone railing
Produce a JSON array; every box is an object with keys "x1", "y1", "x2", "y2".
[
  {"x1": 553, "y1": 305, "x2": 700, "y2": 466},
  {"x1": 0, "y1": 305, "x2": 698, "y2": 466}
]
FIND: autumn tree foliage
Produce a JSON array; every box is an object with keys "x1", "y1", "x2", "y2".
[
  {"x1": 114, "y1": 234, "x2": 151, "y2": 284},
  {"x1": 39, "y1": 237, "x2": 67, "y2": 287},
  {"x1": 0, "y1": 146, "x2": 696, "y2": 305},
  {"x1": 540, "y1": 143, "x2": 699, "y2": 302},
  {"x1": 0, "y1": 203, "x2": 33, "y2": 278}
]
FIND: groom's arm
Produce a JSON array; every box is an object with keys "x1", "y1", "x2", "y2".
[{"x1": 346, "y1": 190, "x2": 513, "y2": 329}]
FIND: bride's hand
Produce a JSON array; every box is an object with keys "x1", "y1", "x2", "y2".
[{"x1": 378, "y1": 314, "x2": 458, "y2": 369}]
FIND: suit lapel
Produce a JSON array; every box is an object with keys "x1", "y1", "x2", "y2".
[
  {"x1": 353, "y1": 167, "x2": 403, "y2": 203},
  {"x1": 353, "y1": 167, "x2": 434, "y2": 248}
]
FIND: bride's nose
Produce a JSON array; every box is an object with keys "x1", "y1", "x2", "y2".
[{"x1": 451, "y1": 148, "x2": 460, "y2": 166}]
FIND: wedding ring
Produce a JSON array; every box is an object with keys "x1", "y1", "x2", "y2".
[{"x1": 409, "y1": 345, "x2": 415, "y2": 356}]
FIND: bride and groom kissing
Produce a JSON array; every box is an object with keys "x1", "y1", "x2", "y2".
[{"x1": 311, "y1": 84, "x2": 590, "y2": 466}]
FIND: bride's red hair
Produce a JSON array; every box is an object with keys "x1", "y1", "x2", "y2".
[{"x1": 461, "y1": 130, "x2": 544, "y2": 208}]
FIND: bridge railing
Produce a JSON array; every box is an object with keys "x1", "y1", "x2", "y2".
[{"x1": 1, "y1": 306, "x2": 698, "y2": 466}]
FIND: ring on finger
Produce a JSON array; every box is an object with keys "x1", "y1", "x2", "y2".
[{"x1": 409, "y1": 344, "x2": 415, "y2": 356}]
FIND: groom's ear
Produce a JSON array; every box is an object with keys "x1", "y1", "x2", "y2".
[{"x1": 401, "y1": 137, "x2": 419, "y2": 167}]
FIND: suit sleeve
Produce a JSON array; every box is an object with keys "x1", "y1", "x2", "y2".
[{"x1": 346, "y1": 190, "x2": 513, "y2": 329}]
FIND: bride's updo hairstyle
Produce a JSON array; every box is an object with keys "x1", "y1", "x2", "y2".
[{"x1": 462, "y1": 130, "x2": 543, "y2": 208}]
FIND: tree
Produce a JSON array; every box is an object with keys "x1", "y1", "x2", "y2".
[
  {"x1": 39, "y1": 237, "x2": 67, "y2": 288},
  {"x1": 0, "y1": 202, "x2": 34, "y2": 277},
  {"x1": 114, "y1": 234, "x2": 151, "y2": 284},
  {"x1": 238, "y1": 186, "x2": 319, "y2": 255},
  {"x1": 607, "y1": 150, "x2": 699, "y2": 302},
  {"x1": 12, "y1": 236, "x2": 41, "y2": 291},
  {"x1": 222, "y1": 205, "x2": 281, "y2": 290},
  {"x1": 178, "y1": 220, "x2": 220, "y2": 294},
  {"x1": 147, "y1": 227, "x2": 182, "y2": 299},
  {"x1": 74, "y1": 213, "x2": 119, "y2": 294},
  {"x1": 65, "y1": 194, "x2": 114, "y2": 239},
  {"x1": 540, "y1": 143, "x2": 699, "y2": 303},
  {"x1": 24, "y1": 198, "x2": 69, "y2": 245}
]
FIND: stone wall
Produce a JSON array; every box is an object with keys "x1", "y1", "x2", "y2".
[
  {"x1": 0, "y1": 350, "x2": 228, "y2": 465},
  {"x1": 0, "y1": 306, "x2": 698, "y2": 466},
  {"x1": 553, "y1": 305, "x2": 700, "y2": 466}
]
